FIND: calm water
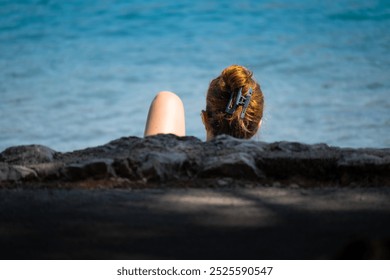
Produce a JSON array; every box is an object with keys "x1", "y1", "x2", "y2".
[{"x1": 0, "y1": 0, "x2": 389, "y2": 152}]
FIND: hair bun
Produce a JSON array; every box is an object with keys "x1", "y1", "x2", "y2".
[
  {"x1": 205, "y1": 64, "x2": 264, "y2": 139},
  {"x1": 220, "y1": 65, "x2": 253, "y2": 93}
]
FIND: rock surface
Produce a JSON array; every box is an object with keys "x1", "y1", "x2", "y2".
[
  {"x1": 1, "y1": 134, "x2": 389, "y2": 260},
  {"x1": 0, "y1": 134, "x2": 389, "y2": 187}
]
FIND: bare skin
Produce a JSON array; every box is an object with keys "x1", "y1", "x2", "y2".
[
  {"x1": 144, "y1": 91, "x2": 186, "y2": 137},
  {"x1": 145, "y1": 91, "x2": 261, "y2": 139}
]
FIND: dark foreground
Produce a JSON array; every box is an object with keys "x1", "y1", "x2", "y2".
[
  {"x1": 1, "y1": 135, "x2": 389, "y2": 259},
  {"x1": 1, "y1": 185, "x2": 389, "y2": 260}
]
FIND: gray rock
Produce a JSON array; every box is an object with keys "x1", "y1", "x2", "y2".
[
  {"x1": 0, "y1": 135, "x2": 389, "y2": 260},
  {"x1": 200, "y1": 152, "x2": 264, "y2": 179},
  {"x1": 0, "y1": 162, "x2": 38, "y2": 181},
  {"x1": 0, "y1": 163, "x2": 10, "y2": 181},
  {"x1": 0, "y1": 145, "x2": 57, "y2": 165},
  {"x1": 0, "y1": 134, "x2": 389, "y2": 187},
  {"x1": 136, "y1": 151, "x2": 189, "y2": 182},
  {"x1": 63, "y1": 159, "x2": 114, "y2": 181},
  {"x1": 29, "y1": 162, "x2": 64, "y2": 180}
]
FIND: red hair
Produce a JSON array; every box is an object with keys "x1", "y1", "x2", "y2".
[{"x1": 204, "y1": 65, "x2": 264, "y2": 139}]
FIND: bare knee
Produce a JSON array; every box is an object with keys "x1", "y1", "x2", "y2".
[
  {"x1": 144, "y1": 91, "x2": 186, "y2": 137},
  {"x1": 153, "y1": 91, "x2": 183, "y2": 107}
]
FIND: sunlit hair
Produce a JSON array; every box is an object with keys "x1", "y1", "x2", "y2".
[{"x1": 204, "y1": 65, "x2": 264, "y2": 139}]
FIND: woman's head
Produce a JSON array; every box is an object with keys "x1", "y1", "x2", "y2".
[{"x1": 202, "y1": 65, "x2": 264, "y2": 140}]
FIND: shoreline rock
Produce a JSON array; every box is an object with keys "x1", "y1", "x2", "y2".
[
  {"x1": 1, "y1": 134, "x2": 389, "y2": 187},
  {"x1": 1, "y1": 135, "x2": 390, "y2": 260}
]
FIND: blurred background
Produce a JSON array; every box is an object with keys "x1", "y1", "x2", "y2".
[{"x1": 0, "y1": 0, "x2": 389, "y2": 152}]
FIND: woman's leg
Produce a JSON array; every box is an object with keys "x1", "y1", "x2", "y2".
[{"x1": 144, "y1": 91, "x2": 186, "y2": 137}]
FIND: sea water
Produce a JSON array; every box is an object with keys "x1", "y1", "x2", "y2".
[{"x1": 0, "y1": 0, "x2": 389, "y2": 152}]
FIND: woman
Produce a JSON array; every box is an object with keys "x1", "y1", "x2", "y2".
[{"x1": 144, "y1": 65, "x2": 264, "y2": 140}]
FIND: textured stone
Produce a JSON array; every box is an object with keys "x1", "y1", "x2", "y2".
[
  {"x1": 0, "y1": 163, "x2": 38, "y2": 181},
  {"x1": 0, "y1": 135, "x2": 389, "y2": 260},
  {"x1": 0, "y1": 145, "x2": 56, "y2": 165},
  {"x1": 0, "y1": 163, "x2": 10, "y2": 181},
  {"x1": 0, "y1": 134, "x2": 389, "y2": 187},
  {"x1": 63, "y1": 159, "x2": 114, "y2": 181},
  {"x1": 136, "y1": 151, "x2": 189, "y2": 182},
  {"x1": 29, "y1": 163, "x2": 64, "y2": 180},
  {"x1": 200, "y1": 152, "x2": 264, "y2": 179}
]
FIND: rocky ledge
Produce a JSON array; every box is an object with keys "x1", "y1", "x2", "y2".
[
  {"x1": 0, "y1": 134, "x2": 389, "y2": 187},
  {"x1": 1, "y1": 135, "x2": 390, "y2": 260}
]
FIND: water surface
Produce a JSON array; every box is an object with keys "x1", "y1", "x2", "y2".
[{"x1": 0, "y1": 0, "x2": 389, "y2": 151}]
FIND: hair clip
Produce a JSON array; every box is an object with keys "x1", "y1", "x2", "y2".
[{"x1": 225, "y1": 87, "x2": 253, "y2": 119}]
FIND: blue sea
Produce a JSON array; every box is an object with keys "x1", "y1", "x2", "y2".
[{"x1": 0, "y1": 0, "x2": 389, "y2": 152}]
